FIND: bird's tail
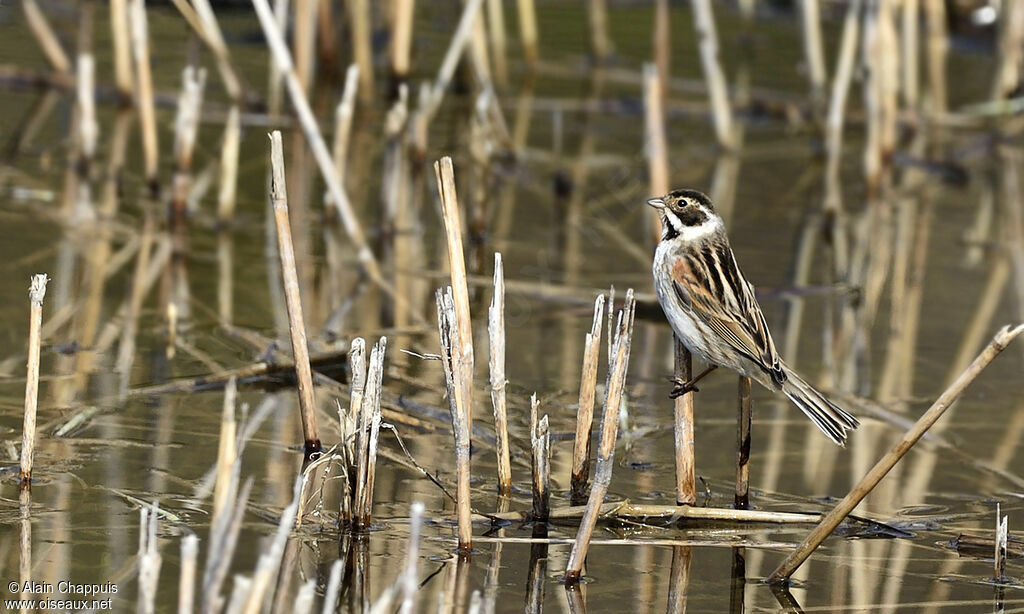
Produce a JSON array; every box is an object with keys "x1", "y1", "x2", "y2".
[{"x1": 781, "y1": 367, "x2": 859, "y2": 446}]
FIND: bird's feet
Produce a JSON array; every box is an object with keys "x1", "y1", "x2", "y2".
[{"x1": 669, "y1": 377, "x2": 700, "y2": 398}]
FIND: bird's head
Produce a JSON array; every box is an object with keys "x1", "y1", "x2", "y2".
[{"x1": 646, "y1": 189, "x2": 719, "y2": 242}]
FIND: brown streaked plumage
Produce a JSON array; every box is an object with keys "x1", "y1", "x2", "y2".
[{"x1": 649, "y1": 189, "x2": 859, "y2": 446}]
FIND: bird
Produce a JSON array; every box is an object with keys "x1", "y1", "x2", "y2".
[{"x1": 648, "y1": 188, "x2": 859, "y2": 446}]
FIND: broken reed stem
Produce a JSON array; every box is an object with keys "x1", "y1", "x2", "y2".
[
  {"x1": 768, "y1": 323, "x2": 1024, "y2": 582},
  {"x1": 517, "y1": 0, "x2": 538, "y2": 67},
  {"x1": 251, "y1": 0, "x2": 385, "y2": 289},
  {"x1": 488, "y1": 253, "x2": 511, "y2": 495},
  {"x1": 530, "y1": 394, "x2": 550, "y2": 522},
  {"x1": 137, "y1": 504, "x2": 162, "y2": 614},
  {"x1": 690, "y1": 0, "x2": 733, "y2": 149},
  {"x1": 565, "y1": 291, "x2": 636, "y2": 584},
  {"x1": 400, "y1": 501, "x2": 425, "y2": 614},
  {"x1": 735, "y1": 376, "x2": 752, "y2": 510},
  {"x1": 341, "y1": 337, "x2": 366, "y2": 526},
  {"x1": 436, "y1": 287, "x2": 473, "y2": 555},
  {"x1": 434, "y1": 157, "x2": 474, "y2": 432},
  {"x1": 673, "y1": 338, "x2": 696, "y2": 506},
  {"x1": 216, "y1": 105, "x2": 241, "y2": 224},
  {"x1": 570, "y1": 294, "x2": 605, "y2": 504},
  {"x1": 19, "y1": 274, "x2": 49, "y2": 487},
  {"x1": 355, "y1": 337, "x2": 387, "y2": 530},
  {"x1": 129, "y1": 0, "x2": 159, "y2": 190},
  {"x1": 798, "y1": 0, "x2": 827, "y2": 109},
  {"x1": 212, "y1": 377, "x2": 237, "y2": 520},
  {"x1": 178, "y1": 533, "x2": 198, "y2": 614},
  {"x1": 390, "y1": 0, "x2": 415, "y2": 84},
  {"x1": 268, "y1": 131, "x2": 321, "y2": 456},
  {"x1": 23, "y1": 0, "x2": 72, "y2": 74},
  {"x1": 995, "y1": 504, "x2": 1008, "y2": 582}
]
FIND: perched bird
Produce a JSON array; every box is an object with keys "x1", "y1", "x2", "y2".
[{"x1": 648, "y1": 189, "x2": 858, "y2": 446}]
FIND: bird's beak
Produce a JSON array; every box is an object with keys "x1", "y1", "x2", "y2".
[{"x1": 646, "y1": 198, "x2": 665, "y2": 209}]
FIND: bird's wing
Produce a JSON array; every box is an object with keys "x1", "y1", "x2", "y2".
[{"x1": 670, "y1": 243, "x2": 786, "y2": 386}]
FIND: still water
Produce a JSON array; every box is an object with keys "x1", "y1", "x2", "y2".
[{"x1": 0, "y1": 1, "x2": 1022, "y2": 612}]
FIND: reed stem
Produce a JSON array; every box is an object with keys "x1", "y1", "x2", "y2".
[
  {"x1": 690, "y1": 0, "x2": 733, "y2": 149},
  {"x1": 673, "y1": 338, "x2": 696, "y2": 506},
  {"x1": 23, "y1": 0, "x2": 72, "y2": 74},
  {"x1": 129, "y1": 0, "x2": 159, "y2": 190},
  {"x1": 268, "y1": 131, "x2": 321, "y2": 456},
  {"x1": 488, "y1": 253, "x2": 511, "y2": 495},
  {"x1": 517, "y1": 0, "x2": 538, "y2": 67},
  {"x1": 19, "y1": 274, "x2": 48, "y2": 487},
  {"x1": 530, "y1": 394, "x2": 550, "y2": 522},
  {"x1": 735, "y1": 376, "x2": 751, "y2": 509},
  {"x1": 570, "y1": 294, "x2": 605, "y2": 504}
]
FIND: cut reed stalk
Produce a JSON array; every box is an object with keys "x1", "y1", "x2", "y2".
[
  {"x1": 341, "y1": 338, "x2": 366, "y2": 526},
  {"x1": 488, "y1": 253, "x2": 512, "y2": 495},
  {"x1": 110, "y1": 0, "x2": 133, "y2": 97},
  {"x1": 252, "y1": 0, "x2": 386, "y2": 290},
  {"x1": 178, "y1": 534, "x2": 198, "y2": 614},
  {"x1": 434, "y1": 157, "x2": 474, "y2": 431},
  {"x1": 673, "y1": 338, "x2": 696, "y2": 506},
  {"x1": 436, "y1": 287, "x2": 473, "y2": 554},
  {"x1": 354, "y1": 337, "x2": 386, "y2": 529},
  {"x1": 390, "y1": 0, "x2": 415, "y2": 84},
  {"x1": 995, "y1": 504, "x2": 1008, "y2": 582},
  {"x1": 399, "y1": 501, "x2": 425, "y2": 614},
  {"x1": 735, "y1": 376, "x2": 751, "y2": 509},
  {"x1": 268, "y1": 131, "x2": 321, "y2": 456},
  {"x1": 798, "y1": 0, "x2": 827, "y2": 109},
  {"x1": 565, "y1": 291, "x2": 636, "y2": 584},
  {"x1": 138, "y1": 504, "x2": 162, "y2": 614},
  {"x1": 517, "y1": 0, "x2": 538, "y2": 67},
  {"x1": 690, "y1": 0, "x2": 733, "y2": 149},
  {"x1": 530, "y1": 395, "x2": 550, "y2": 522},
  {"x1": 212, "y1": 377, "x2": 237, "y2": 520},
  {"x1": 485, "y1": 0, "x2": 507, "y2": 86},
  {"x1": 22, "y1": 0, "x2": 72, "y2": 74},
  {"x1": 767, "y1": 324, "x2": 1024, "y2": 581},
  {"x1": 216, "y1": 106, "x2": 241, "y2": 225},
  {"x1": 570, "y1": 294, "x2": 605, "y2": 504},
  {"x1": 19, "y1": 274, "x2": 48, "y2": 487},
  {"x1": 129, "y1": 0, "x2": 159, "y2": 191},
  {"x1": 348, "y1": 0, "x2": 374, "y2": 102}
]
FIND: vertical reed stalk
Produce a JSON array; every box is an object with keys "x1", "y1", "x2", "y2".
[
  {"x1": 212, "y1": 377, "x2": 237, "y2": 520},
  {"x1": 341, "y1": 338, "x2": 366, "y2": 526},
  {"x1": 565, "y1": 291, "x2": 636, "y2": 584},
  {"x1": 110, "y1": 0, "x2": 134, "y2": 96},
  {"x1": 666, "y1": 546, "x2": 692, "y2": 614},
  {"x1": 517, "y1": 0, "x2": 538, "y2": 67},
  {"x1": 690, "y1": 0, "x2": 733, "y2": 149},
  {"x1": 799, "y1": 0, "x2": 827, "y2": 109},
  {"x1": 673, "y1": 338, "x2": 696, "y2": 505},
  {"x1": 390, "y1": 0, "x2": 415, "y2": 84},
  {"x1": 486, "y1": 0, "x2": 507, "y2": 86},
  {"x1": 436, "y1": 288, "x2": 473, "y2": 555},
  {"x1": 138, "y1": 504, "x2": 162, "y2": 614},
  {"x1": 19, "y1": 274, "x2": 49, "y2": 487},
  {"x1": 653, "y1": 0, "x2": 668, "y2": 94},
  {"x1": 22, "y1": 0, "x2": 72, "y2": 74},
  {"x1": 322, "y1": 559, "x2": 344, "y2": 614},
  {"x1": 530, "y1": 394, "x2": 550, "y2": 522},
  {"x1": 992, "y1": 0, "x2": 1024, "y2": 100},
  {"x1": 76, "y1": 53, "x2": 99, "y2": 165},
  {"x1": 400, "y1": 502, "x2": 425, "y2": 614},
  {"x1": 189, "y1": 0, "x2": 243, "y2": 101},
  {"x1": 924, "y1": 0, "x2": 947, "y2": 115},
  {"x1": 434, "y1": 157, "x2": 474, "y2": 431},
  {"x1": 241, "y1": 478, "x2": 302, "y2": 612},
  {"x1": 768, "y1": 324, "x2": 1024, "y2": 581},
  {"x1": 268, "y1": 131, "x2": 321, "y2": 456},
  {"x1": 589, "y1": 0, "x2": 612, "y2": 61},
  {"x1": 901, "y1": 0, "x2": 919, "y2": 109},
  {"x1": 570, "y1": 294, "x2": 605, "y2": 504},
  {"x1": 329, "y1": 64, "x2": 359, "y2": 218},
  {"x1": 348, "y1": 0, "x2": 374, "y2": 102},
  {"x1": 735, "y1": 376, "x2": 752, "y2": 509},
  {"x1": 995, "y1": 504, "x2": 1008, "y2": 582},
  {"x1": 488, "y1": 253, "x2": 511, "y2": 495},
  {"x1": 129, "y1": 0, "x2": 159, "y2": 191},
  {"x1": 216, "y1": 106, "x2": 241, "y2": 225},
  {"x1": 171, "y1": 67, "x2": 207, "y2": 220},
  {"x1": 644, "y1": 63, "x2": 669, "y2": 243},
  {"x1": 355, "y1": 337, "x2": 386, "y2": 529},
  {"x1": 179, "y1": 534, "x2": 198, "y2": 614},
  {"x1": 293, "y1": 0, "x2": 316, "y2": 93}
]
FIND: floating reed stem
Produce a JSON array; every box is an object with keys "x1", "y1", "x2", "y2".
[
  {"x1": 400, "y1": 501, "x2": 425, "y2": 614},
  {"x1": 19, "y1": 274, "x2": 48, "y2": 487},
  {"x1": 129, "y1": 0, "x2": 159, "y2": 191},
  {"x1": 252, "y1": 0, "x2": 385, "y2": 289},
  {"x1": 436, "y1": 287, "x2": 473, "y2": 555},
  {"x1": 354, "y1": 337, "x2": 387, "y2": 529},
  {"x1": 690, "y1": 0, "x2": 733, "y2": 149},
  {"x1": 768, "y1": 323, "x2": 1024, "y2": 581},
  {"x1": 22, "y1": 0, "x2": 72, "y2": 74},
  {"x1": 178, "y1": 534, "x2": 198, "y2": 614},
  {"x1": 565, "y1": 290, "x2": 636, "y2": 584},
  {"x1": 673, "y1": 338, "x2": 696, "y2": 506},
  {"x1": 488, "y1": 253, "x2": 511, "y2": 495},
  {"x1": 216, "y1": 106, "x2": 241, "y2": 225},
  {"x1": 268, "y1": 131, "x2": 321, "y2": 457},
  {"x1": 110, "y1": 0, "x2": 133, "y2": 96},
  {"x1": 570, "y1": 294, "x2": 605, "y2": 504},
  {"x1": 435, "y1": 157, "x2": 474, "y2": 430},
  {"x1": 390, "y1": 0, "x2": 415, "y2": 85},
  {"x1": 530, "y1": 394, "x2": 550, "y2": 522},
  {"x1": 735, "y1": 376, "x2": 751, "y2": 509},
  {"x1": 517, "y1": 0, "x2": 538, "y2": 67}
]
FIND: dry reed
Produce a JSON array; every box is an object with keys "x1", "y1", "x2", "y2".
[
  {"x1": 517, "y1": 0, "x2": 538, "y2": 67},
  {"x1": 530, "y1": 394, "x2": 550, "y2": 521},
  {"x1": 129, "y1": 0, "x2": 159, "y2": 190},
  {"x1": 735, "y1": 376, "x2": 752, "y2": 509},
  {"x1": 216, "y1": 106, "x2": 241, "y2": 224},
  {"x1": 22, "y1": 0, "x2": 71, "y2": 74},
  {"x1": 673, "y1": 338, "x2": 696, "y2": 505},
  {"x1": 488, "y1": 253, "x2": 512, "y2": 495},
  {"x1": 138, "y1": 504, "x2": 162, "y2": 614},
  {"x1": 690, "y1": 0, "x2": 733, "y2": 149},
  {"x1": 268, "y1": 131, "x2": 321, "y2": 456},
  {"x1": 179, "y1": 534, "x2": 199, "y2": 614},
  {"x1": 19, "y1": 274, "x2": 48, "y2": 487},
  {"x1": 570, "y1": 294, "x2": 605, "y2": 504}
]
